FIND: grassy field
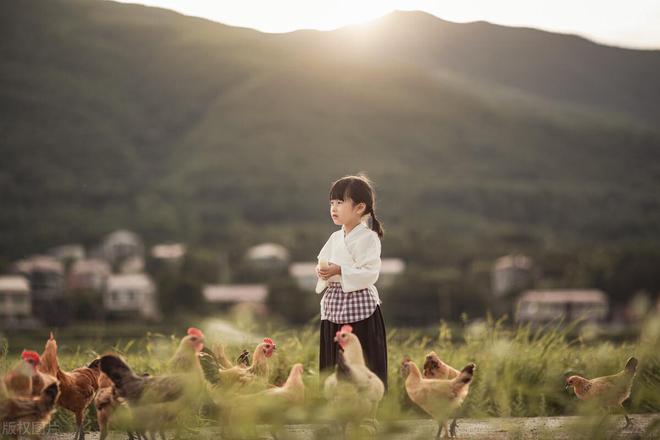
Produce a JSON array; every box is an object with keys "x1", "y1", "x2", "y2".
[{"x1": 1, "y1": 314, "x2": 659, "y2": 438}]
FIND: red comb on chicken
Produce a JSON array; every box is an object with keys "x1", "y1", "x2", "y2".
[
  {"x1": 21, "y1": 351, "x2": 40, "y2": 365},
  {"x1": 263, "y1": 337, "x2": 275, "y2": 347},
  {"x1": 187, "y1": 327, "x2": 204, "y2": 338}
]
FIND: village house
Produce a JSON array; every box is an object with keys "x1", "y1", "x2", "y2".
[
  {"x1": 10, "y1": 255, "x2": 67, "y2": 324},
  {"x1": 67, "y1": 258, "x2": 111, "y2": 292},
  {"x1": 0, "y1": 275, "x2": 31, "y2": 324},
  {"x1": 491, "y1": 254, "x2": 534, "y2": 297},
  {"x1": 245, "y1": 243, "x2": 290, "y2": 272},
  {"x1": 48, "y1": 244, "x2": 85, "y2": 263},
  {"x1": 99, "y1": 229, "x2": 144, "y2": 270},
  {"x1": 104, "y1": 273, "x2": 159, "y2": 321},
  {"x1": 202, "y1": 283, "x2": 269, "y2": 314},
  {"x1": 515, "y1": 289, "x2": 609, "y2": 324},
  {"x1": 150, "y1": 243, "x2": 187, "y2": 271}
]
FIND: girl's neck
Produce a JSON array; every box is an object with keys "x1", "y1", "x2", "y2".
[{"x1": 342, "y1": 218, "x2": 362, "y2": 235}]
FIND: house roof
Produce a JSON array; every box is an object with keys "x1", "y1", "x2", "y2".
[
  {"x1": 381, "y1": 258, "x2": 406, "y2": 274},
  {"x1": 0, "y1": 276, "x2": 30, "y2": 293},
  {"x1": 246, "y1": 243, "x2": 289, "y2": 261},
  {"x1": 494, "y1": 254, "x2": 533, "y2": 271},
  {"x1": 107, "y1": 274, "x2": 154, "y2": 291},
  {"x1": 151, "y1": 243, "x2": 186, "y2": 259},
  {"x1": 202, "y1": 284, "x2": 268, "y2": 303},
  {"x1": 518, "y1": 289, "x2": 608, "y2": 304},
  {"x1": 12, "y1": 255, "x2": 64, "y2": 274},
  {"x1": 103, "y1": 229, "x2": 142, "y2": 246},
  {"x1": 48, "y1": 244, "x2": 85, "y2": 260},
  {"x1": 70, "y1": 258, "x2": 111, "y2": 275},
  {"x1": 289, "y1": 262, "x2": 316, "y2": 278}
]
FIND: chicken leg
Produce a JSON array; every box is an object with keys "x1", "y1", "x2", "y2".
[
  {"x1": 449, "y1": 417, "x2": 458, "y2": 437},
  {"x1": 624, "y1": 414, "x2": 633, "y2": 429}
]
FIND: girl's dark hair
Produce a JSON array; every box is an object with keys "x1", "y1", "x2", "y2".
[{"x1": 329, "y1": 174, "x2": 384, "y2": 238}]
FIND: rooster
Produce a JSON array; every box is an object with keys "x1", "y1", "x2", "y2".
[
  {"x1": 0, "y1": 376, "x2": 60, "y2": 437},
  {"x1": 423, "y1": 351, "x2": 464, "y2": 437},
  {"x1": 401, "y1": 357, "x2": 476, "y2": 439},
  {"x1": 40, "y1": 332, "x2": 101, "y2": 440},
  {"x1": 566, "y1": 357, "x2": 638, "y2": 428},
  {"x1": 323, "y1": 325, "x2": 385, "y2": 438}
]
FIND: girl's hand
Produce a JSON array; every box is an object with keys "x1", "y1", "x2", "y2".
[{"x1": 318, "y1": 263, "x2": 341, "y2": 279}]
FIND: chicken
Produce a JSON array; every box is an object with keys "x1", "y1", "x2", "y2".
[
  {"x1": 95, "y1": 373, "x2": 119, "y2": 440},
  {"x1": 167, "y1": 327, "x2": 205, "y2": 373},
  {"x1": 423, "y1": 351, "x2": 460, "y2": 380},
  {"x1": 237, "y1": 363, "x2": 305, "y2": 406},
  {"x1": 323, "y1": 325, "x2": 385, "y2": 438},
  {"x1": 95, "y1": 327, "x2": 204, "y2": 440},
  {"x1": 219, "y1": 363, "x2": 306, "y2": 439},
  {"x1": 566, "y1": 356, "x2": 638, "y2": 428},
  {"x1": 40, "y1": 332, "x2": 101, "y2": 440},
  {"x1": 23, "y1": 351, "x2": 54, "y2": 398},
  {"x1": 214, "y1": 337, "x2": 276, "y2": 388},
  {"x1": 401, "y1": 357, "x2": 476, "y2": 439},
  {"x1": 423, "y1": 351, "x2": 464, "y2": 437},
  {"x1": 3, "y1": 351, "x2": 36, "y2": 397},
  {"x1": 210, "y1": 342, "x2": 250, "y2": 369},
  {"x1": 99, "y1": 354, "x2": 203, "y2": 440},
  {"x1": 0, "y1": 376, "x2": 60, "y2": 438}
]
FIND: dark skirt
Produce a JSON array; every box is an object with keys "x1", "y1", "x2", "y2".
[{"x1": 319, "y1": 306, "x2": 388, "y2": 391}]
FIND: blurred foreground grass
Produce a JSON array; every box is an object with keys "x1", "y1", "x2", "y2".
[{"x1": 1, "y1": 314, "x2": 659, "y2": 438}]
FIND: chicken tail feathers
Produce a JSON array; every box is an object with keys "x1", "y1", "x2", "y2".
[
  {"x1": 199, "y1": 347, "x2": 221, "y2": 385},
  {"x1": 99, "y1": 355, "x2": 136, "y2": 392},
  {"x1": 458, "y1": 363, "x2": 476, "y2": 384},
  {"x1": 237, "y1": 350, "x2": 250, "y2": 367},
  {"x1": 625, "y1": 357, "x2": 638, "y2": 375}
]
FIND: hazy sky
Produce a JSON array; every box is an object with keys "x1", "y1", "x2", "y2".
[{"x1": 113, "y1": 0, "x2": 660, "y2": 50}]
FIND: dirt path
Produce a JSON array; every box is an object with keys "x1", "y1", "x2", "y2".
[{"x1": 41, "y1": 414, "x2": 659, "y2": 439}]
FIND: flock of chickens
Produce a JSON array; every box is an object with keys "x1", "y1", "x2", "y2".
[{"x1": 0, "y1": 325, "x2": 639, "y2": 439}]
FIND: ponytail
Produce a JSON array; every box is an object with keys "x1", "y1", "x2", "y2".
[{"x1": 370, "y1": 210, "x2": 384, "y2": 238}]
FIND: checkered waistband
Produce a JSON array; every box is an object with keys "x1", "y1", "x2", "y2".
[{"x1": 328, "y1": 281, "x2": 342, "y2": 287}]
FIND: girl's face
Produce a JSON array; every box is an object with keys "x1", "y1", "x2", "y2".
[{"x1": 330, "y1": 198, "x2": 365, "y2": 225}]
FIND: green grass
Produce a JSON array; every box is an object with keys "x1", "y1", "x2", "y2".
[{"x1": 1, "y1": 314, "x2": 659, "y2": 436}]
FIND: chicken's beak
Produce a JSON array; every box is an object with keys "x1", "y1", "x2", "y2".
[{"x1": 564, "y1": 384, "x2": 571, "y2": 392}]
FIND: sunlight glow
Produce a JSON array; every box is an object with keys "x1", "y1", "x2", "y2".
[{"x1": 112, "y1": 0, "x2": 660, "y2": 49}]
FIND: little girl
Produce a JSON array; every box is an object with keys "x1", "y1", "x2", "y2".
[{"x1": 316, "y1": 174, "x2": 388, "y2": 389}]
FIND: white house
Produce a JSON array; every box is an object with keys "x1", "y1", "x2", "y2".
[
  {"x1": 104, "y1": 273, "x2": 159, "y2": 320},
  {"x1": 100, "y1": 229, "x2": 144, "y2": 269},
  {"x1": 492, "y1": 254, "x2": 534, "y2": 297},
  {"x1": 151, "y1": 243, "x2": 186, "y2": 262},
  {"x1": 202, "y1": 284, "x2": 268, "y2": 304},
  {"x1": 11, "y1": 255, "x2": 64, "y2": 301},
  {"x1": 0, "y1": 275, "x2": 31, "y2": 321},
  {"x1": 67, "y1": 258, "x2": 111, "y2": 292},
  {"x1": 516, "y1": 289, "x2": 609, "y2": 324},
  {"x1": 245, "y1": 243, "x2": 289, "y2": 271}
]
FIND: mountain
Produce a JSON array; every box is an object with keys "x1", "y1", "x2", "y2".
[
  {"x1": 276, "y1": 10, "x2": 660, "y2": 125},
  {"x1": 1, "y1": 0, "x2": 659, "y2": 265}
]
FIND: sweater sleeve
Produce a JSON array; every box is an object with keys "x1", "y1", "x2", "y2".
[
  {"x1": 317, "y1": 234, "x2": 333, "y2": 261},
  {"x1": 340, "y1": 233, "x2": 381, "y2": 292}
]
